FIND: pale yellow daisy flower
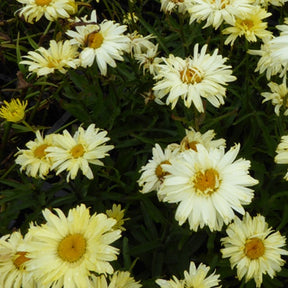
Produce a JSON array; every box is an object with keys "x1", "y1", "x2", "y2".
[
  {"x1": 158, "y1": 143, "x2": 258, "y2": 231},
  {"x1": 261, "y1": 81, "x2": 288, "y2": 116},
  {"x1": 187, "y1": 0, "x2": 254, "y2": 30},
  {"x1": 24, "y1": 204, "x2": 121, "y2": 287},
  {"x1": 66, "y1": 10, "x2": 130, "y2": 75},
  {"x1": 153, "y1": 44, "x2": 236, "y2": 112},
  {"x1": 134, "y1": 44, "x2": 161, "y2": 75},
  {"x1": 46, "y1": 124, "x2": 114, "y2": 182},
  {"x1": 138, "y1": 143, "x2": 180, "y2": 194},
  {"x1": 89, "y1": 271, "x2": 142, "y2": 288},
  {"x1": 106, "y1": 204, "x2": 128, "y2": 231},
  {"x1": 127, "y1": 31, "x2": 156, "y2": 55},
  {"x1": 254, "y1": 0, "x2": 288, "y2": 6},
  {"x1": 275, "y1": 135, "x2": 288, "y2": 180},
  {"x1": 20, "y1": 40, "x2": 80, "y2": 77},
  {"x1": 222, "y1": 6, "x2": 272, "y2": 46},
  {"x1": 221, "y1": 213, "x2": 288, "y2": 287},
  {"x1": 248, "y1": 37, "x2": 284, "y2": 80},
  {"x1": 15, "y1": 131, "x2": 54, "y2": 179},
  {"x1": 0, "y1": 98, "x2": 27, "y2": 123},
  {"x1": 16, "y1": 0, "x2": 77, "y2": 24},
  {"x1": 156, "y1": 261, "x2": 221, "y2": 288},
  {"x1": 160, "y1": 0, "x2": 190, "y2": 14},
  {"x1": 0, "y1": 231, "x2": 37, "y2": 288},
  {"x1": 180, "y1": 127, "x2": 226, "y2": 152}
]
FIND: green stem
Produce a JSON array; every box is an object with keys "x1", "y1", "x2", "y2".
[{"x1": 22, "y1": 120, "x2": 35, "y2": 132}]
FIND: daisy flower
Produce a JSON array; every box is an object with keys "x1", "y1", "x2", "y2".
[
  {"x1": 153, "y1": 44, "x2": 236, "y2": 112},
  {"x1": 158, "y1": 143, "x2": 258, "y2": 231},
  {"x1": 20, "y1": 40, "x2": 80, "y2": 77},
  {"x1": 24, "y1": 204, "x2": 121, "y2": 287},
  {"x1": 15, "y1": 130, "x2": 54, "y2": 179},
  {"x1": 156, "y1": 261, "x2": 221, "y2": 288},
  {"x1": 46, "y1": 124, "x2": 114, "y2": 182},
  {"x1": 187, "y1": 0, "x2": 253, "y2": 30},
  {"x1": 66, "y1": 10, "x2": 130, "y2": 75},
  {"x1": 134, "y1": 44, "x2": 161, "y2": 75},
  {"x1": 180, "y1": 127, "x2": 226, "y2": 152},
  {"x1": 106, "y1": 204, "x2": 128, "y2": 231},
  {"x1": 127, "y1": 31, "x2": 156, "y2": 55},
  {"x1": 0, "y1": 98, "x2": 27, "y2": 123},
  {"x1": 221, "y1": 213, "x2": 288, "y2": 287},
  {"x1": 222, "y1": 6, "x2": 272, "y2": 46},
  {"x1": 0, "y1": 231, "x2": 37, "y2": 288},
  {"x1": 248, "y1": 37, "x2": 284, "y2": 80},
  {"x1": 138, "y1": 143, "x2": 180, "y2": 194},
  {"x1": 261, "y1": 81, "x2": 288, "y2": 116},
  {"x1": 254, "y1": 0, "x2": 288, "y2": 6},
  {"x1": 160, "y1": 0, "x2": 190, "y2": 14},
  {"x1": 89, "y1": 271, "x2": 142, "y2": 288},
  {"x1": 16, "y1": 0, "x2": 77, "y2": 24},
  {"x1": 275, "y1": 135, "x2": 288, "y2": 180}
]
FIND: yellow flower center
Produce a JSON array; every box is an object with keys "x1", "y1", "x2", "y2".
[
  {"x1": 155, "y1": 160, "x2": 171, "y2": 181},
  {"x1": 181, "y1": 138, "x2": 199, "y2": 151},
  {"x1": 193, "y1": 168, "x2": 220, "y2": 195},
  {"x1": 13, "y1": 251, "x2": 30, "y2": 270},
  {"x1": 34, "y1": 144, "x2": 49, "y2": 159},
  {"x1": 172, "y1": 0, "x2": 184, "y2": 3},
  {"x1": 58, "y1": 234, "x2": 86, "y2": 263},
  {"x1": 244, "y1": 237, "x2": 265, "y2": 259},
  {"x1": 35, "y1": 0, "x2": 52, "y2": 6},
  {"x1": 70, "y1": 144, "x2": 85, "y2": 158},
  {"x1": 86, "y1": 31, "x2": 104, "y2": 49},
  {"x1": 240, "y1": 19, "x2": 254, "y2": 31},
  {"x1": 180, "y1": 67, "x2": 202, "y2": 84}
]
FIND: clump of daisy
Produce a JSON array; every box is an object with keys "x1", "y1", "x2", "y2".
[
  {"x1": 106, "y1": 204, "x2": 128, "y2": 231},
  {"x1": 46, "y1": 124, "x2": 114, "y2": 182},
  {"x1": 275, "y1": 135, "x2": 288, "y2": 180},
  {"x1": 153, "y1": 44, "x2": 236, "y2": 112},
  {"x1": 24, "y1": 204, "x2": 121, "y2": 287},
  {"x1": 0, "y1": 231, "x2": 37, "y2": 288},
  {"x1": 261, "y1": 81, "x2": 288, "y2": 116},
  {"x1": 222, "y1": 6, "x2": 272, "y2": 46},
  {"x1": 221, "y1": 212, "x2": 288, "y2": 287},
  {"x1": 66, "y1": 10, "x2": 130, "y2": 75},
  {"x1": 16, "y1": 0, "x2": 77, "y2": 24},
  {"x1": 156, "y1": 261, "x2": 221, "y2": 288},
  {"x1": 20, "y1": 40, "x2": 80, "y2": 77},
  {"x1": 187, "y1": 0, "x2": 254, "y2": 30},
  {"x1": 180, "y1": 127, "x2": 226, "y2": 152},
  {"x1": 138, "y1": 143, "x2": 180, "y2": 194},
  {"x1": 15, "y1": 130, "x2": 54, "y2": 179},
  {"x1": 90, "y1": 271, "x2": 142, "y2": 288},
  {"x1": 0, "y1": 98, "x2": 28, "y2": 123},
  {"x1": 158, "y1": 143, "x2": 258, "y2": 231}
]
